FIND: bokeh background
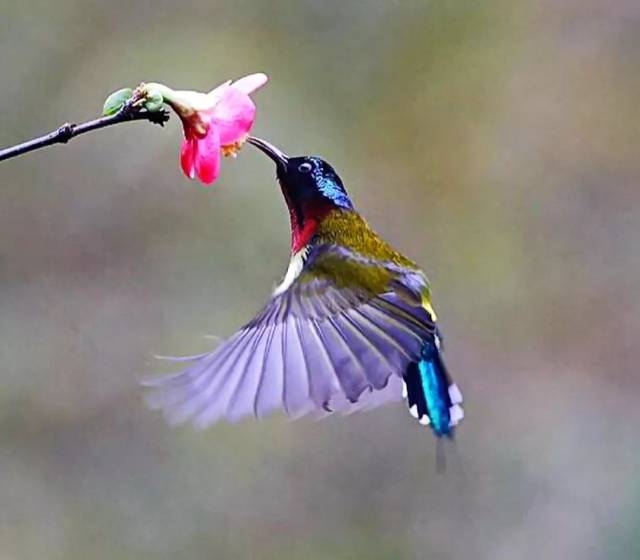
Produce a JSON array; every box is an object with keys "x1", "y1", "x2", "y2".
[{"x1": 1, "y1": 1, "x2": 639, "y2": 558}]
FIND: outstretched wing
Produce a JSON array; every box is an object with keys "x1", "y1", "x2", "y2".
[{"x1": 143, "y1": 244, "x2": 435, "y2": 428}]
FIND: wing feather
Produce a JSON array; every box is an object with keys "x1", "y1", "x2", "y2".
[
  {"x1": 215, "y1": 323, "x2": 274, "y2": 424},
  {"x1": 145, "y1": 242, "x2": 436, "y2": 426},
  {"x1": 296, "y1": 319, "x2": 342, "y2": 409},
  {"x1": 253, "y1": 322, "x2": 285, "y2": 418},
  {"x1": 281, "y1": 319, "x2": 314, "y2": 417}
]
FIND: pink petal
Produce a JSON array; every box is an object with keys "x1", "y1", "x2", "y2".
[
  {"x1": 231, "y1": 73, "x2": 268, "y2": 95},
  {"x1": 180, "y1": 137, "x2": 197, "y2": 179},
  {"x1": 211, "y1": 88, "x2": 256, "y2": 145},
  {"x1": 194, "y1": 127, "x2": 221, "y2": 185},
  {"x1": 206, "y1": 80, "x2": 232, "y2": 105}
]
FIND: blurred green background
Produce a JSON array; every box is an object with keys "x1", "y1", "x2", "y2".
[{"x1": 1, "y1": 1, "x2": 639, "y2": 558}]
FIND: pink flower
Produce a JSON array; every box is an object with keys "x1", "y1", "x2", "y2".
[{"x1": 148, "y1": 73, "x2": 268, "y2": 185}]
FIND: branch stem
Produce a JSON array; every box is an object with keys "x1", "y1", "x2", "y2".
[{"x1": 0, "y1": 101, "x2": 170, "y2": 163}]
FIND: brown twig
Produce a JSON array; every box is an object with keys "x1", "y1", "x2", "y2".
[{"x1": 0, "y1": 96, "x2": 170, "y2": 163}]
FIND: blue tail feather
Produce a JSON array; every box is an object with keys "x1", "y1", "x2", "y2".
[{"x1": 403, "y1": 338, "x2": 463, "y2": 437}]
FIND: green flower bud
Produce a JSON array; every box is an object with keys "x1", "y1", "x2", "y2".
[
  {"x1": 144, "y1": 89, "x2": 165, "y2": 113},
  {"x1": 102, "y1": 88, "x2": 134, "y2": 116}
]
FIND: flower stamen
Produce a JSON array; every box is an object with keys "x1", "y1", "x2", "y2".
[{"x1": 221, "y1": 138, "x2": 247, "y2": 158}]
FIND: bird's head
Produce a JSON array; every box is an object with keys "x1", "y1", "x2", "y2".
[{"x1": 248, "y1": 137, "x2": 354, "y2": 251}]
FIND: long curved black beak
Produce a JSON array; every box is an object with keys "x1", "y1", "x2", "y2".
[{"x1": 247, "y1": 136, "x2": 289, "y2": 170}]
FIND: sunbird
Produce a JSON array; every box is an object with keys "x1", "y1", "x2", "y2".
[{"x1": 145, "y1": 137, "x2": 463, "y2": 438}]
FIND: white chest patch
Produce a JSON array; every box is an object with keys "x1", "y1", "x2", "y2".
[{"x1": 273, "y1": 247, "x2": 311, "y2": 296}]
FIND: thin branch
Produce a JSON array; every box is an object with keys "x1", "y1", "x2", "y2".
[{"x1": 0, "y1": 98, "x2": 170, "y2": 163}]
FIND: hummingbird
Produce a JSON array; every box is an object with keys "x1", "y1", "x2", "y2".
[{"x1": 145, "y1": 137, "x2": 463, "y2": 438}]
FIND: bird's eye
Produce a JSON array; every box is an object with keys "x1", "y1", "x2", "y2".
[{"x1": 298, "y1": 162, "x2": 313, "y2": 174}]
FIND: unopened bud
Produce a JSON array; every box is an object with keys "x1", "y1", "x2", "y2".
[
  {"x1": 102, "y1": 88, "x2": 134, "y2": 116},
  {"x1": 144, "y1": 89, "x2": 165, "y2": 113}
]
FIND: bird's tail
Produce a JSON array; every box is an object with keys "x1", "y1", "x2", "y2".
[{"x1": 402, "y1": 338, "x2": 464, "y2": 438}]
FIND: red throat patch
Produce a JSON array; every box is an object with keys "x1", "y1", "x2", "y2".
[
  {"x1": 292, "y1": 218, "x2": 319, "y2": 253},
  {"x1": 290, "y1": 203, "x2": 335, "y2": 253},
  {"x1": 286, "y1": 198, "x2": 335, "y2": 253}
]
